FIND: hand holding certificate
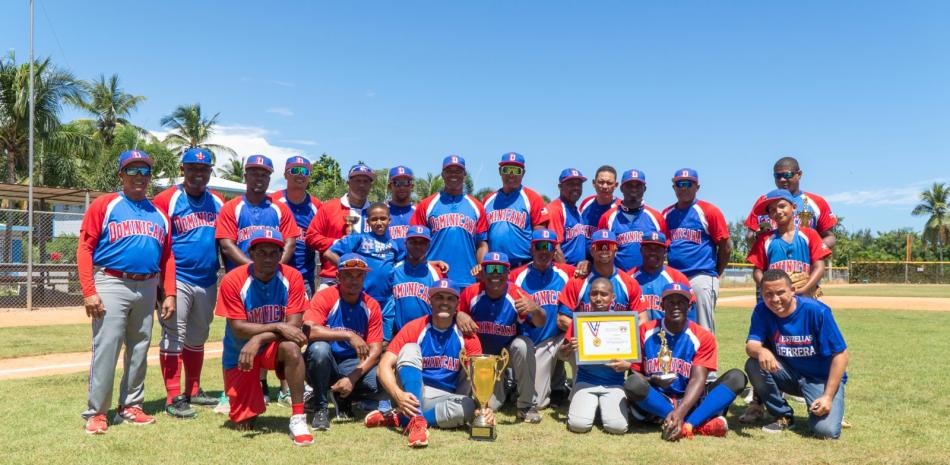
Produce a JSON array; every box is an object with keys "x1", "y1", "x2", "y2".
[{"x1": 572, "y1": 312, "x2": 640, "y2": 365}]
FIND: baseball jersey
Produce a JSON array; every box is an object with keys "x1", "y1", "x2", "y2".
[
  {"x1": 546, "y1": 197, "x2": 588, "y2": 265},
  {"x1": 747, "y1": 296, "x2": 848, "y2": 383},
  {"x1": 306, "y1": 286, "x2": 383, "y2": 361},
  {"x1": 329, "y1": 231, "x2": 404, "y2": 304},
  {"x1": 632, "y1": 319, "x2": 717, "y2": 398},
  {"x1": 564, "y1": 313, "x2": 627, "y2": 386},
  {"x1": 557, "y1": 269, "x2": 645, "y2": 317},
  {"x1": 384, "y1": 260, "x2": 444, "y2": 337},
  {"x1": 306, "y1": 196, "x2": 371, "y2": 279},
  {"x1": 458, "y1": 282, "x2": 533, "y2": 355},
  {"x1": 745, "y1": 191, "x2": 837, "y2": 235},
  {"x1": 214, "y1": 263, "x2": 307, "y2": 370},
  {"x1": 578, "y1": 195, "x2": 619, "y2": 241},
  {"x1": 214, "y1": 196, "x2": 301, "y2": 271},
  {"x1": 270, "y1": 190, "x2": 322, "y2": 282},
  {"x1": 510, "y1": 262, "x2": 575, "y2": 344},
  {"x1": 387, "y1": 316, "x2": 483, "y2": 393},
  {"x1": 76, "y1": 192, "x2": 176, "y2": 298},
  {"x1": 598, "y1": 204, "x2": 667, "y2": 271},
  {"x1": 747, "y1": 228, "x2": 832, "y2": 274},
  {"x1": 629, "y1": 265, "x2": 696, "y2": 322},
  {"x1": 662, "y1": 200, "x2": 729, "y2": 277},
  {"x1": 410, "y1": 192, "x2": 488, "y2": 287},
  {"x1": 482, "y1": 187, "x2": 549, "y2": 264},
  {"x1": 153, "y1": 185, "x2": 224, "y2": 287},
  {"x1": 387, "y1": 201, "x2": 416, "y2": 251}
]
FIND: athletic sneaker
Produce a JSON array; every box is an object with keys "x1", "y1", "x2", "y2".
[
  {"x1": 311, "y1": 408, "x2": 331, "y2": 431},
  {"x1": 277, "y1": 390, "x2": 292, "y2": 408},
  {"x1": 165, "y1": 394, "x2": 197, "y2": 419},
  {"x1": 302, "y1": 390, "x2": 317, "y2": 414},
  {"x1": 739, "y1": 401, "x2": 766, "y2": 423},
  {"x1": 695, "y1": 416, "x2": 729, "y2": 438},
  {"x1": 113, "y1": 406, "x2": 155, "y2": 426},
  {"x1": 517, "y1": 406, "x2": 542, "y2": 424},
  {"x1": 762, "y1": 416, "x2": 794, "y2": 434},
  {"x1": 213, "y1": 392, "x2": 230, "y2": 415},
  {"x1": 190, "y1": 389, "x2": 219, "y2": 407},
  {"x1": 364, "y1": 409, "x2": 400, "y2": 428},
  {"x1": 405, "y1": 416, "x2": 429, "y2": 448},
  {"x1": 261, "y1": 380, "x2": 271, "y2": 404},
  {"x1": 784, "y1": 393, "x2": 806, "y2": 404},
  {"x1": 662, "y1": 421, "x2": 687, "y2": 441},
  {"x1": 289, "y1": 414, "x2": 314, "y2": 447},
  {"x1": 85, "y1": 414, "x2": 108, "y2": 435}
]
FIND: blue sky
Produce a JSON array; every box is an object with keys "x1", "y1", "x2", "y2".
[{"x1": 4, "y1": 1, "x2": 949, "y2": 232}]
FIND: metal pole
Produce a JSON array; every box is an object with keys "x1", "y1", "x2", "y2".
[{"x1": 26, "y1": 0, "x2": 35, "y2": 310}]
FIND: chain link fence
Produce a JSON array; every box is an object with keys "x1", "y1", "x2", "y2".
[
  {"x1": 849, "y1": 261, "x2": 950, "y2": 284},
  {"x1": 721, "y1": 262, "x2": 849, "y2": 287}
]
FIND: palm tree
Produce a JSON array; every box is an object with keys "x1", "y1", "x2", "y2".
[
  {"x1": 414, "y1": 173, "x2": 444, "y2": 200},
  {"x1": 67, "y1": 74, "x2": 146, "y2": 146},
  {"x1": 369, "y1": 169, "x2": 389, "y2": 203},
  {"x1": 160, "y1": 103, "x2": 236, "y2": 160},
  {"x1": 912, "y1": 182, "x2": 949, "y2": 264},
  {"x1": 216, "y1": 156, "x2": 244, "y2": 183}
]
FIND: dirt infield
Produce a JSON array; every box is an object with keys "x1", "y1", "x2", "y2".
[
  {"x1": 718, "y1": 295, "x2": 950, "y2": 311},
  {"x1": 0, "y1": 306, "x2": 89, "y2": 328}
]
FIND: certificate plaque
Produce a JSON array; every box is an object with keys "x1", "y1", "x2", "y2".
[{"x1": 572, "y1": 311, "x2": 640, "y2": 365}]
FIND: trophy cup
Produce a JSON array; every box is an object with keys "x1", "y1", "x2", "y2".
[
  {"x1": 656, "y1": 328, "x2": 677, "y2": 382},
  {"x1": 798, "y1": 196, "x2": 815, "y2": 229},
  {"x1": 460, "y1": 348, "x2": 509, "y2": 441},
  {"x1": 344, "y1": 215, "x2": 360, "y2": 235}
]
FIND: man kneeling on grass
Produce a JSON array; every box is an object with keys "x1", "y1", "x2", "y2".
[{"x1": 215, "y1": 229, "x2": 313, "y2": 446}]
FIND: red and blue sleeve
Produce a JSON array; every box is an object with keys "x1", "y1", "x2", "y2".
[
  {"x1": 747, "y1": 235, "x2": 768, "y2": 270},
  {"x1": 410, "y1": 197, "x2": 432, "y2": 226},
  {"x1": 546, "y1": 200, "x2": 566, "y2": 243},
  {"x1": 77, "y1": 195, "x2": 111, "y2": 297},
  {"x1": 806, "y1": 228, "x2": 832, "y2": 262},
  {"x1": 596, "y1": 207, "x2": 613, "y2": 230},
  {"x1": 366, "y1": 296, "x2": 384, "y2": 344},
  {"x1": 623, "y1": 274, "x2": 647, "y2": 311},
  {"x1": 744, "y1": 196, "x2": 766, "y2": 231},
  {"x1": 304, "y1": 289, "x2": 334, "y2": 325},
  {"x1": 463, "y1": 332, "x2": 483, "y2": 356},
  {"x1": 527, "y1": 189, "x2": 549, "y2": 228},
  {"x1": 286, "y1": 267, "x2": 308, "y2": 315},
  {"x1": 701, "y1": 202, "x2": 730, "y2": 243},
  {"x1": 387, "y1": 317, "x2": 424, "y2": 355},
  {"x1": 214, "y1": 271, "x2": 248, "y2": 319},
  {"x1": 457, "y1": 284, "x2": 479, "y2": 314},
  {"x1": 811, "y1": 194, "x2": 838, "y2": 234},
  {"x1": 557, "y1": 278, "x2": 581, "y2": 316},
  {"x1": 474, "y1": 198, "x2": 488, "y2": 239},
  {"x1": 214, "y1": 201, "x2": 238, "y2": 240},
  {"x1": 159, "y1": 209, "x2": 177, "y2": 296},
  {"x1": 630, "y1": 323, "x2": 648, "y2": 372},
  {"x1": 692, "y1": 325, "x2": 718, "y2": 371}
]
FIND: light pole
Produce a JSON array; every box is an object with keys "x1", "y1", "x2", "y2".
[{"x1": 26, "y1": 0, "x2": 35, "y2": 310}]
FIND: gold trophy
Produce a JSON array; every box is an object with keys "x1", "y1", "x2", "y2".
[
  {"x1": 344, "y1": 215, "x2": 360, "y2": 235},
  {"x1": 460, "y1": 348, "x2": 509, "y2": 441},
  {"x1": 798, "y1": 196, "x2": 815, "y2": 229},
  {"x1": 656, "y1": 328, "x2": 677, "y2": 382}
]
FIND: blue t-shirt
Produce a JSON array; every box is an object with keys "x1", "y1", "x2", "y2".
[
  {"x1": 663, "y1": 200, "x2": 728, "y2": 277},
  {"x1": 387, "y1": 201, "x2": 416, "y2": 251},
  {"x1": 383, "y1": 260, "x2": 442, "y2": 340},
  {"x1": 330, "y1": 232, "x2": 404, "y2": 304}
]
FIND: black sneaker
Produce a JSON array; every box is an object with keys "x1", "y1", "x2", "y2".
[
  {"x1": 517, "y1": 406, "x2": 542, "y2": 424},
  {"x1": 303, "y1": 390, "x2": 317, "y2": 414},
  {"x1": 762, "y1": 416, "x2": 794, "y2": 434},
  {"x1": 261, "y1": 380, "x2": 271, "y2": 404},
  {"x1": 189, "y1": 389, "x2": 219, "y2": 407},
  {"x1": 165, "y1": 394, "x2": 197, "y2": 419},
  {"x1": 311, "y1": 408, "x2": 331, "y2": 431}
]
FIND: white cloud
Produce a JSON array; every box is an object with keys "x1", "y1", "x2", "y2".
[
  {"x1": 282, "y1": 139, "x2": 318, "y2": 146},
  {"x1": 266, "y1": 107, "x2": 294, "y2": 117},
  {"x1": 826, "y1": 179, "x2": 945, "y2": 207}
]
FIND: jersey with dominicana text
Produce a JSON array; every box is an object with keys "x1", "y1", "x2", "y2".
[
  {"x1": 745, "y1": 191, "x2": 837, "y2": 235},
  {"x1": 384, "y1": 261, "x2": 444, "y2": 338},
  {"x1": 598, "y1": 204, "x2": 667, "y2": 271},
  {"x1": 215, "y1": 196, "x2": 300, "y2": 271},
  {"x1": 662, "y1": 200, "x2": 729, "y2": 278},
  {"x1": 459, "y1": 283, "x2": 533, "y2": 355},
  {"x1": 483, "y1": 186, "x2": 549, "y2": 264},
  {"x1": 411, "y1": 193, "x2": 488, "y2": 287},
  {"x1": 629, "y1": 265, "x2": 696, "y2": 322},
  {"x1": 633, "y1": 319, "x2": 717, "y2": 398},
  {"x1": 387, "y1": 316, "x2": 482, "y2": 393},
  {"x1": 387, "y1": 202, "x2": 416, "y2": 251},
  {"x1": 557, "y1": 269, "x2": 645, "y2": 318},
  {"x1": 510, "y1": 262, "x2": 575, "y2": 344},
  {"x1": 306, "y1": 286, "x2": 383, "y2": 361},
  {"x1": 546, "y1": 198, "x2": 588, "y2": 265},
  {"x1": 153, "y1": 185, "x2": 224, "y2": 287},
  {"x1": 747, "y1": 227, "x2": 831, "y2": 274}
]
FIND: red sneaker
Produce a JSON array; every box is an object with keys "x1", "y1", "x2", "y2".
[
  {"x1": 85, "y1": 414, "x2": 108, "y2": 435},
  {"x1": 289, "y1": 414, "x2": 314, "y2": 447},
  {"x1": 113, "y1": 406, "x2": 156, "y2": 426},
  {"x1": 364, "y1": 409, "x2": 399, "y2": 428},
  {"x1": 405, "y1": 416, "x2": 429, "y2": 448},
  {"x1": 695, "y1": 416, "x2": 729, "y2": 438}
]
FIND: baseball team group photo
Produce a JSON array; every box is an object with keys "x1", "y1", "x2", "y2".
[{"x1": 2, "y1": 2, "x2": 949, "y2": 465}]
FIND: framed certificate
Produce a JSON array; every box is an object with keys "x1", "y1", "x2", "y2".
[{"x1": 572, "y1": 311, "x2": 640, "y2": 365}]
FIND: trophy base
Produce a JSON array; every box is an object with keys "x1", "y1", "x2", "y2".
[{"x1": 470, "y1": 425, "x2": 496, "y2": 441}]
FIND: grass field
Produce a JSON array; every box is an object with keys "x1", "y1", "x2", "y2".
[
  {"x1": 718, "y1": 284, "x2": 950, "y2": 299},
  {"x1": 2, "y1": 304, "x2": 949, "y2": 465}
]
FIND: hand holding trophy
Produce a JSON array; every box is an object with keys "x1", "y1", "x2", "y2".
[
  {"x1": 344, "y1": 215, "x2": 360, "y2": 235},
  {"x1": 655, "y1": 328, "x2": 677, "y2": 383},
  {"x1": 460, "y1": 348, "x2": 509, "y2": 441}
]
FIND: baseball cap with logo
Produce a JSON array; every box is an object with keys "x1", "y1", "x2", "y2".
[
  {"x1": 429, "y1": 278, "x2": 460, "y2": 298},
  {"x1": 482, "y1": 252, "x2": 510, "y2": 267},
  {"x1": 499, "y1": 152, "x2": 525, "y2": 167},
  {"x1": 181, "y1": 148, "x2": 213, "y2": 165},
  {"x1": 118, "y1": 150, "x2": 154, "y2": 170},
  {"x1": 641, "y1": 231, "x2": 669, "y2": 248},
  {"x1": 672, "y1": 168, "x2": 698, "y2": 182},
  {"x1": 558, "y1": 168, "x2": 587, "y2": 183},
  {"x1": 406, "y1": 225, "x2": 431, "y2": 241},
  {"x1": 245, "y1": 155, "x2": 275, "y2": 173},
  {"x1": 348, "y1": 163, "x2": 376, "y2": 180},
  {"x1": 285, "y1": 156, "x2": 312, "y2": 170},
  {"x1": 248, "y1": 227, "x2": 284, "y2": 249},
  {"x1": 590, "y1": 229, "x2": 618, "y2": 245},
  {"x1": 531, "y1": 229, "x2": 557, "y2": 244},
  {"x1": 389, "y1": 165, "x2": 414, "y2": 180},
  {"x1": 442, "y1": 155, "x2": 466, "y2": 170},
  {"x1": 337, "y1": 253, "x2": 372, "y2": 272},
  {"x1": 752, "y1": 189, "x2": 797, "y2": 216},
  {"x1": 621, "y1": 169, "x2": 646, "y2": 185},
  {"x1": 661, "y1": 282, "x2": 693, "y2": 300}
]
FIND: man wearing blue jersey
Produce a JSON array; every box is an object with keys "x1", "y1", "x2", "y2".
[
  {"x1": 383, "y1": 226, "x2": 444, "y2": 341},
  {"x1": 483, "y1": 152, "x2": 550, "y2": 267},
  {"x1": 579, "y1": 165, "x2": 619, "y2": 242},
  {"x1": 744, "y1": 269, "x2": 848, "y2": 439},
  {"x1": 387, "y1": 166, "x2": 416, "y2": 250},
  {"x1": 547, "y1": 168, "x2": 589, "y2": 265},
  {"x1": 271, "y1": 155, "x2": 323, "y2": 297},
  {"x1": 598, "y1": 169, "x2": 667, "y2": 271},
  {"x1": 326, "y1": 203, "x2": 403, "y2": 305}
]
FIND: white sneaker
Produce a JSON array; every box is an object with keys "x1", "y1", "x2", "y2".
[
  {"x1": 784, "y1": 393, "x2": 806, "y2": 404},
  {"x1": 289, "y1": 414, "x2": 314, "y2": 446},
  {"x1": 213, "y1": 392, "x2": 230, "y2": 415}
]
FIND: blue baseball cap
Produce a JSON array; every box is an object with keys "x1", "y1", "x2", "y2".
[
  {"x1": 285, "y1": 155, "x2": 312, "y2": 170},
  {"x1": 558, "y1": 168, "x2": 587, "y2": 183},
  {"x1": 389, "y1": 165, "x2": 414, "y2": 180},
  {"x1": 117, "y1": 150, "x2": 153, "y2": 170},
  {"x1": 482, "y1": 251, "x2": 510, "y2": 267},
  {"x1": 429, "y1": 278, "x2": 460, "y2": 298},
  {"x1": 337, "y1": 253, "x2": 371, "y2": 272},
  {"x1": 641, "y1": 231, "x2": 668, "y2": 248},
  {"x1": 590, "y1": 229, "x2": 618, "y2": 245},
  {"x1": 248, "y1": 227, "x2": 284, "y2": 249},
  {"x1": 245, "y1": 154, "x2": 274, "y2": 173},
  {"x1": 672, "y1": 168, "x2": 698, "y2": 182},
  {"x1": 661, "y1": 282, "x2": 693, "y2": 300},
  {"x1": 499, "y1": 152, "x2": 525, "y2": 167},
  {"x1": 181, "y1": 148, "x2": 213, "y2": 165},
  {"x1": 753, "y1": 189, "x2": 797, "y2": 216},
  {"x1": 406, "y1": 225, "x2": 431, "y2": 241},
  {"x1": 442, "y1": 155, "x2": 466, "y2": 170},
  {"x1": 531, "y1": 229, "x2": 557, "y2": 243},
  {"x1": 621, "y1": 169, "x2": 646, "y2": 185},
  {"x1": 348, "y1": 163, "x2": 376, "y2": 179}
]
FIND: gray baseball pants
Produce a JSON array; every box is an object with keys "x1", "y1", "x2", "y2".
[{"x1": 396, "y1": 343, "x2": 475, "y2": 428}]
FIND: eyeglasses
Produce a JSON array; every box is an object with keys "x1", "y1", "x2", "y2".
[
  {"x1": 288, "y1": 166, "x2": 310, "y2": 177},
  {"x1": 674, "y1": 180, "x2": 694, "y2": 189},
  {"x1": 483, "y1": 264, "x2": 509, "y2": 275},
  {"x1": 773, "y1": 171, "x2": 798, "y2": 180},
  {"x1": 392, "y1": 179, "x2": 413, "y2": 187},
  {"x1": 122, "y1": 166, "x2": 152, "y2": 176},
  {"x1": 500, "y1": 165, "x2": 524, "y2": 176},
  {"x1": 533, "y1": 242, "x2": 554, "y2": 251},
  {"x1": 592, "y1": 243, "x2": 618, "y2": 252},
  {"x1": 339, "y1": 259, "x2": 369, "y2": 270}
]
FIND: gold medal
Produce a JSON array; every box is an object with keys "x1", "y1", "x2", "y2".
[{"x1": 593, "y1": 337, "x2": 602, "y2": 347}]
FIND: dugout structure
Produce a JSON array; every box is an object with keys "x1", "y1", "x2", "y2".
[{"x1": 849, "y1": 261, "x2": 950, "y2": 284}]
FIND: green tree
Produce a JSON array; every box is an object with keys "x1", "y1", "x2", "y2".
[
  {"x1": 473, "y1": 187, "x2": 493, "y2": 201},
  {"x1": 309, "y1": 153, "x2": 346, "y2": 200},
  {"x1": 67, "y1": 74, "x2": 146, "y2": 147},
  {"x1": 216, "y1": 156, "x2": 244, "y2": 183},
  {"x1": 368, "y1": 169, "x2": 389, "y2": 203},
  {"x1": 413, "y1": 173, "x2": 443, "y2": 200},
  {"x1": 912, "y1": 182, "x2": 949, "y2": 263},
  {"x1": 160, "y1": 103, "x2": 236, "y2": 160},
  {"x1": 728, "y1": 219, "x2": 750, "y2": 263}
]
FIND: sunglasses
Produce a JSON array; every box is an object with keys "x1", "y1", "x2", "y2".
[
  {"x1": 500, "y1": 165, "x2": 525, "y2": 176},
  {"x1": 483, "y1": 264, "x2": 509, "y2": 275},
  {"x1": 391, "y1": 179, "x2": 413, "y2": 187},
  {"x1": 339, "y1": 259, "x2": 369, "y2": 270},
  {"x1": 288, "y1": 166, "x2": 310, "y2": 177},
  {"x1": 122, "y1": 166, "x2": 152, "y2": 176},
  {"x1": 533, "y1": 242, "x2": 554, "y2": 251},
  {"x1": 592, "y1": 243, "x2": 618, "y2": 252},
  {"x1": 674, "y1": 180, "x2": 694, "y2": 189},
  {"x1": 773, "y1": 171, "x2": 798, "y2": 180}
]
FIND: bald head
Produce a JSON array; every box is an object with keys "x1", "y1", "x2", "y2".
[{"x1": 773, "y1": 156, "x2": 800, "y2": 172}]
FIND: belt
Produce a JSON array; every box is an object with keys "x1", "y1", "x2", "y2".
[{"x1": 103, "y1": 269, "x2": 158, "y2": 281}]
